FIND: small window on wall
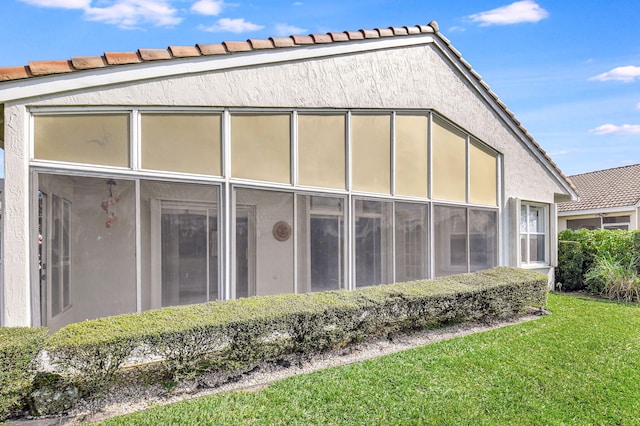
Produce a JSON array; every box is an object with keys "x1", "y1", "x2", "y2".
[
  {"x1": 521, "y1": 203, "x2": 547, "y2": 264},
  {"x1": 603, "y1": 215, "x2": 630, "y2": 230},
  {"x1": 297, "y1": 114, "x2": 346, "y2": 189},
  {"x1": 34, "y1": 114, "x2": 130, "y2": 167},
  {"x1": 231, "y1": 114, "x2": 291, "y2": 184},
  {"x1": 141, "y1": 113, "x2": 222, "y2": 175},
  {"x1": 351, "y1": 114, "x2": 391, "y2": 194}
]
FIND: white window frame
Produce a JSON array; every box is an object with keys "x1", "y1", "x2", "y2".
[{"x1": 519, "y1": 201, "x2": 549, "y2": 267}]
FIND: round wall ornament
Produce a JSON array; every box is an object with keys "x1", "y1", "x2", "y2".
[{"x1": 272, "y1": 221, "x2": 292, "y2": 242}]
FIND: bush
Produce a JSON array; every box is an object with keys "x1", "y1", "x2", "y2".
[
  {"x1": 585, "y1": 256, "x2": 640, "y2": 302},
  {"x1": 46, "y1": 267, "x2": 546, "y2": 390},
  {"x1": 0, "y1": 327, "x2": 47, "y2": 421},
  {"x1": 557, "y1": 229, "x2": 640, "y2": 291},
  {"x1": 556, "y1": 240, "x2": 584, "y2": 291}
]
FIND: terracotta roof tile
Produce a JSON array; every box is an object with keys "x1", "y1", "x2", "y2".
[
  {"x1": 328, "y1": 32, "x2": 349, "y2": 42},
  {"x1": 197, "y1": 43, "x2": 227, "y2": 55},
  {"x1": 344, "y1": 31, "x2": 364, "y2": 40},
  {"x1": 270, "y1": 37, "x2": 296, "y2": 48},
  {"x1": 390, "y1": 27, "x2": 408, "y2": 36},
  {"x1": 223, "y1": 41, "x2": 252, "y2": 52},
  {"x1": 28, "y1": 60, "x2": 73, "y2": 76},
  {"x1": 104, "y1": 52, "x2": 141, "y2": 65},
  {"x1": 310, "y1": 33, "x2": 332, "y2": 44},
  {"x1": 417, "y1": 24, "x2": 433, "y2": 33},
  {"x1": 71, "y1": 56, "x2": 106, "y2": 70},
  {"x1": 138, "y1": 48, "x2": 172, "y2": 61},
  {"x1": 405, "y1": 26, "x2": 421, "y2": 35},
  {"x1": 558, "y1": 164, "x2": 640, "y2": 212},
  {"x1": 376, "y1": 28, "x2": 394, "y2": 37},
  {"x1": 361, "y1": 29, "x2": 379, "y2": 39},
  {"x1": 0, "y1": 66, "x2": 31, "y2": 81},
  {"x1": 169, "y1": 46, "x2": 201, "y2": 57},
  {"x1": 248, "y1": 39, "x2": 274, "y2": 50},
  {"x1": 290, "y1": 35, "x2": 314, "y2": 45}
]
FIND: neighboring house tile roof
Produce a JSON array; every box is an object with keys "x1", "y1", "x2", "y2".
[
  {"x1": 557, "y1": 164, "x2": 640, "y2": 212},
  {"x1": 0, "y1": 20, "x2": 576, "y2": 194}
]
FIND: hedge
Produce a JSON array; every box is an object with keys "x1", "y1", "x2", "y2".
[
  {"x1": 46, "y1": 267, "x2": 547, "y2": 394},
  {"x1": 556, "y1": 229, "x2": 640, "y2": 291},
  {"x1": 0, "y1": 327, "x2": 47, "y2": 421}
]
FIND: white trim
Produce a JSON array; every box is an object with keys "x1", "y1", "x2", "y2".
[
  {"x1": 0, "y1": 36, "x2": 435, "y2": 103},
  {"x1": 558, "y1": 206, "x2": 636, "y2": 217}
]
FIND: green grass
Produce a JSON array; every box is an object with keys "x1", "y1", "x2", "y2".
[{"x1": 100, "y1": 293, "x2": 640, "y2": 425}]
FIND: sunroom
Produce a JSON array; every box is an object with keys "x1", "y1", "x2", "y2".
[
  {"x1": 32, "y1": 108, "x2": 499, "y2": 330},
  {"x1": 0, "y1": 22, "x2": 576, "y2": 330}
]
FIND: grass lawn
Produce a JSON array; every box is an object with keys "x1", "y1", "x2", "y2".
[{"x1": 100, "y1": 293, "x2": 640, "y2": 425}]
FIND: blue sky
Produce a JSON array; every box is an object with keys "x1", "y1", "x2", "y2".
[{"x1": 1, "y1": 0, "x2": 640, "y2": 177}]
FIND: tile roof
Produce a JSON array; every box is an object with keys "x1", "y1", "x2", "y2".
[
  {"x1": 0, "y1": 20, "x2": 576, "y2": 194},
  {"x1": 557, "y1": 164, "x2": 640, "y2": 212}
]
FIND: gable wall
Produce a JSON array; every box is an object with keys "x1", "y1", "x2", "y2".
[{"x1": 22, "y1": 43, "x2": 567, "y2": 203}]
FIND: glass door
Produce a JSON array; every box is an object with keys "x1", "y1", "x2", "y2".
[{"x1": 160, "y1": 204, "x2": 218, "y2": 306}]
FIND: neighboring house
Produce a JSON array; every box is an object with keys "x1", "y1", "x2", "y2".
[
  {"x1": 0, "y1": 21, "x2": 577, "y2": 330},
  {"x1": 558, "y1": 164, "x2": 640, "y2": 231}
]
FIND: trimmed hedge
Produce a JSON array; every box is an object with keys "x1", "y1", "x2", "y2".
[
  {"x1": 46, "y1": 267, "x2": 546, "y2": 393},
  {"x1": 0, "y1": 327, "x2": 47, "y2": 421}
]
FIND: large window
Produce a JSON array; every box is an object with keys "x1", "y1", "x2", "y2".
[
  {"x1": 434, "y1": 205, "x2": 498, "y2": 276},
  {"x1": 38, "y1": 174, "x2": 137, "y2": 331},
  {"x1": 395, "y1": 202, "x2": 429, "y2": 281},
  {"x1": 351, "y1": 114, "x2": 391, "y2": 194},
  {"x1": 354, "y1": 199, "x2": 393, "y2": 287},
  {"x1": 34, "y1": 114, "x2": 130, "y2": 167},
  {"x1": 297, "y1": 114, "x2": 346, "y2": 189},
  {"x1": 297, "y1": 195, "x2": 345, "y2": 292},
  {"x1": 520, "y1": 203, "x2": 547, "y2": 264},
  {"x1": 231, "y1": 114, "x2": 291, "y2": 184},
  {"x1": 234, "y1": 188, "x2": 294, "y2": 297},
  {"x1": 141, "y1": 113, "x2": 222, "y2": 176},
  {"x1": 30, "y1": 108, "x2": 503, "y2": 329}
]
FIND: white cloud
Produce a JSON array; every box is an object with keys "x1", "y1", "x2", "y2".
[
  {"x1": 636, "y1": 102, "x2": 640, "y2": 110},
  {"x1": 589, "y1": 66, "x2": 640, "y2": 83},
  {"x1": 18, "y1": 0, "x2": 89, "y2": 8},
  {"x1": 468, "y1": 0, "x2": 549, "y2": 26},
  {"x1": 84, "y1": 0, "x2": 182, "y2": 29},
  {"x1": 191, "y1": 0, "x2": 223, "y2": 16},
  {"x1": 589, "y1": 124, "x2": 640, "y2": 135},
  {"x1": 274, "y1": 23, "x2": 307, "y2": 36},
  {"x1": 448, "y1": 26, "x2": 467, "y2": 33},
  {"x1": 292, "y1": 2, "x2": 303, "y2": 5},
  {"x1": 198, "y1": 17, "x2": 263, "y2": 33}
]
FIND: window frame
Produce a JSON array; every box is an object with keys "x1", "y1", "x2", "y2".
[{"x1": 519, "y1": 202, "x2": 549, "y2": 266}]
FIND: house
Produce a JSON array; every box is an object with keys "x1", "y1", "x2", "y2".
[
  {"x1": 0, "y1": 21, "x2": 577, "y2": 330},
  {"x1": 558, "y1": 164, "x2": 640, "y2": 231}
]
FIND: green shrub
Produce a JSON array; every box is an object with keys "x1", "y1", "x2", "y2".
[
  {"x1": 585, "y1": 256, "x2": 640, "y2": 302},
  {"x1": 557, "y1": 229, "x2": 640, "y2": 291},
  {"x1": 0, "y1": 327, "x2": 47, "y2": 421},
  {"x1": 46, "y1": 267, "x2": 546, "y2": 392},
  {"x1": 46, "y1": 318, "x2": 143, "y2": 394},
  {"x1": 556, "y1": 240, "x2": 584, "y2": 291}
]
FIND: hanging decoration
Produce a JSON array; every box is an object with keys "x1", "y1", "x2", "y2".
[{"x1": 101, "y1": 179, "x2": 120, "y2": 228}]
